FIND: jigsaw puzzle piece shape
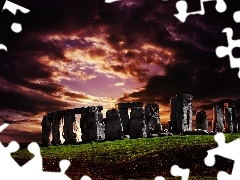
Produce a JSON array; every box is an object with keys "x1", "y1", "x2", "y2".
[
  {"x1": 216, "y1": 28, "x2": 240, "y2": 78},
  {"x1": 205, "y1": 133, "x2": 240, "y2": 179},
  {"x1": 2, "y1": 0, "x2": 30, "y2": 15},
  {"x1": 21, "y1": 142, "x2": 43, "y2": 173},
  {"x1": 0, "y1": 141, "x2": 20, "y2": 175},
  {"x1": 174, "y1": 1, "x2": 188, "y2": 22},
  {"x1": 205, "y1": 132, "x2": 240, "y2": 165},
  {"x1": 174, "y1": 0, "x2": 227, "y2": 22},
  {"x1": 171, "y1": 165, "x2": 190, "y2": 180}
]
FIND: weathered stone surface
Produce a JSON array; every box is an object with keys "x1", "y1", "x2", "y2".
[
  {"x1": 170, "y1": 94, "x2": 193, "y2": 133},
  {"x1": 41, "y1": 115, "x2": 52, "y2": 146},
  {"x1": 224, "y1": 103, "x2": 238, "y2": 133},
  {"x1": 118, "y1": 102, "x2": 143, "y2": 136},
  {"x1": 96, "y1": 109, "x2": 105, "y2": 141},
  {"x1": 118, "y1": 108, "x2": 130, "y2": 136},
  {"x1": 196, "y1": 111, "x2": 208, "y2": 130},
  {"x1": 129, "y1": 107, "x2": 147, "y2": 138},
  {"x1": 238, "y1": 118, "x2": 240, "y2": 133},
  {"x1": 105, "y1": 109, "x2": 123, "y2": 140},
  {"x1": 145, "y1": 103, "x2": 163, "y2": 135},
  {"x1": 80, "y1": 106, "x2": 105, "y2": 142},
  {"x1": 212, "y1": 106, "x2": 224, "y2": 132},
  {"x1": 63, "y1": 110, "x2": 74, "y2": 144},
  {"x1": 63, "y1": 109, "x2": 81, "y2": 144}
]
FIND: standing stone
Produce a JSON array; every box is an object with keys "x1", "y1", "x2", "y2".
[
  {"x1": 129, "y1": 107, "x2": 147, "y2": 138},
  {"x1": 196, "y1": 111, "x2": 208, "y2": 130},
  {"x1": 224, "y1": 103, "x2": 238, "y2": 133},
  {"x1": 96, "y1": 108, "x2": 105, "y2": 141},
  {"x1": 170, "y1": 94, "x2": 193, "y2": 133},
  {"x1": 63, "y1": 109, "x2": 77, "y2": 144},
  {"x1": 145, "y1": 103, "x2": 163, "y2": 135},
  {"x1": 118, "y1": 108, "x2": 130, "y2": 136},
  {"x1": 118, "y1": 102, "x2": 143, "y2": 136},
  {"x1": 224, "y1": 103, "x2": 233, "y2": 133},
  {"x1": 80, "y1": 106, "x2": 105, "y2": 142},
  {"x1": 105, "y1": 109, "x2": 123, "y2": 140},
  {"x1": 232, "y1": 104, "x2": 238, "y2": 133},
  {"x1": 51, "y1": 112, "x2": 62, "y2": 145},
  {"x1": 212, "y1": 106, "x2": 224, "y2": 132},
  {"x1": 41, "y1": 115, "x2": 52, "y2": 146}
]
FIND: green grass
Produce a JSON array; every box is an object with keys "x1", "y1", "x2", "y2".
[
  {"x1": 11, "y1": 134, "x2": 240, "y2": 179},
  {"x1": 13, "y1": 134, "x2": 240, "y2": 160}
]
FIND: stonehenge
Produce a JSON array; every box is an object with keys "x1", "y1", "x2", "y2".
[
  {"x1": 41, "y1": 96, "x2": 239, "y2": 146},
  {"x1": 41, "y1": 102, "x2": 165, "y2": 146}
]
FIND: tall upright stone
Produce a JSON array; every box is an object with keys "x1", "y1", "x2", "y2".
[
  {"x1": 196, "y1": 111, "x2": 208, "y2": 130},
  {"x1": 118, "y1": 107, "x2": 129, "y2": 136},
  {"x1": 80, "y1": 106, "x2": 105, "y2": 143},
  {"x1": 212, "y1": 106, "x2": 224, "y2": 132},
  {"x1": 96, "y1": 107, "x2": 105, "y2": 141},
  {"x1": 170, "y1": 94, "x2": 193, "y2": 133},
  {"x1": 63, "y1": 109, "x2": 78, "y2": 144},
  {"x1": 41, "y1": 115, "x2": 52, "y2": 146},
  {"x1": 130, "y1": 107, "x2": 147, "y2": 138},
  {"x1": 145, "y1": 103, "x2": 163, "y2": 135},
  {"x1": 224, "y1": 103, "x2": 233, "y2": 133},
  {"x1": 104, "y1": 109, "x2": 123, "y2": 140},
  {"x1": 51, "y1": 112, "x2": 62, "y2": 145},
  {"x1": 232, "y1": 104, "x2": 238, "y2": 133},
  {"x1": 224, "y1": 103, "x2": 238, "y2": 133},
  {"x1": 118, "y1": 102, "x2": 143, "y2": 136}
]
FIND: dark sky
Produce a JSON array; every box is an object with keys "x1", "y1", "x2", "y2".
[{"x1": 0, "y1": 0, "x2": 240, "y2": 143}]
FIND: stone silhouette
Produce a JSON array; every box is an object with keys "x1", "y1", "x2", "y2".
[
  {"x1": 212, "y1": 106, "x2": 224, "y2": 132},
  {"x1": 169, "y1": 94, "x2": 193, "y2": 133},
  {"x1": 196, "y1": 111, "x2": 208, "y2": 130}
]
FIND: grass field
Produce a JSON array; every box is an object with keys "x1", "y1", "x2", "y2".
[{"x1": 12, "y1": 134, "x2": 240, "y2": 179}]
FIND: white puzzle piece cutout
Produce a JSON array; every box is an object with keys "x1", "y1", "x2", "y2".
[
  {"x1": 0, "y1": 123, "x2": 92, "y2": 179},
  {"x1": 174, "y1": 0, "x2": 226, "y2": 22},
  {"x1": 0, "y1": 0, "x2": 30, "y2": 51},
  {"x1": 215, "y1": 10, "x2": 240, "y2": 78},
  {"x1": 205, "y1": 133, "x2": 240, "y2": 180},
  {"x1": 155, "y1": 164, "x2": 190, "y2": 180}
]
